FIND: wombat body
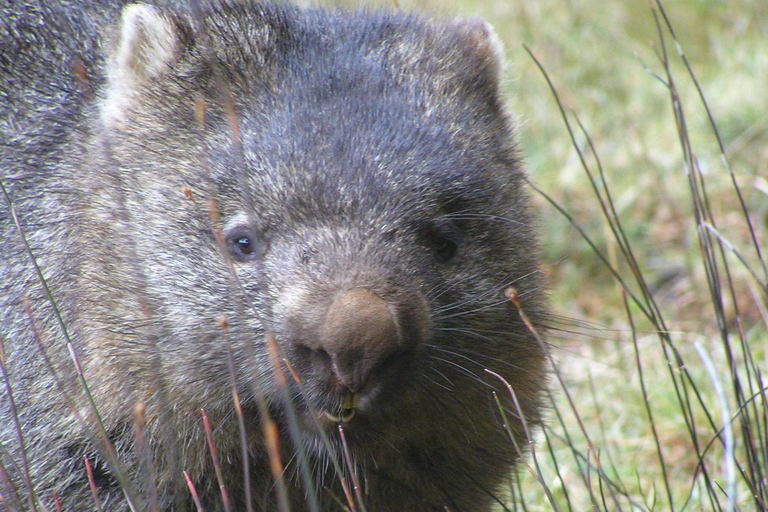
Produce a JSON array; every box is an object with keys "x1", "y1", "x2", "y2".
[{"x1": 0, "y1": 1, "x2": 547, "y2": 510}]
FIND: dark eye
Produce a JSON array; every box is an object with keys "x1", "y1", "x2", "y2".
[
  {"x1": 432, "y1": 234, "x2": 458, "y2": 262},
  {"x1": 226, "y1": 229, "x2": 260, "y2": 262},
  {"x1": 422, "y1": 223, "x2": 459, "y2": 263}
]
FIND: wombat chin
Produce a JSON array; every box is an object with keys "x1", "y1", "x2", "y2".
[{"x1": 0, "y1": 1, "x2": 549, "y2": 510}]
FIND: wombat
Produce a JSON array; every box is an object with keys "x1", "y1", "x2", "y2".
[{"x1": 0, "y1": 1, "x2": 548, "y2": 510}]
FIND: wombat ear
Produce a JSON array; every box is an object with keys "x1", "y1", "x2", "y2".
[
  {"x1": 452, "y1": 17, "x2": 505, "y2": 80},
  {"x1": 103, "y1": 3, "x2": 189, "y2": 127},
  {"x1": 114, "y1": 4, "x2": 183, "y2": 82},
  {"x1": 443, "y1": 17, "x2": 506, "y2": 105}
]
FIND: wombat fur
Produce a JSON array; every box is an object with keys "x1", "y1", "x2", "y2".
[{"x1": 0, "y1": 1, "x2": 548, "y2": 510}]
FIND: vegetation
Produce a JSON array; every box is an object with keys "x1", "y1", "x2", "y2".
[
  {"x1": 4, "y1": 0, "x2": 766, "y2": 510},
  {"x1": 392, "y1": 0, "x2": 768, "y2": 509}
]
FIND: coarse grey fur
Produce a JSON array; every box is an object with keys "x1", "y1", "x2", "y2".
[{"x1": 0, "y1": 1, "x2": 548, "y2": 511}]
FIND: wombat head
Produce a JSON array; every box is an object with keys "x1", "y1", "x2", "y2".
[{"x1": 89, "y1": 1, "x2": 547, "y2": 504}]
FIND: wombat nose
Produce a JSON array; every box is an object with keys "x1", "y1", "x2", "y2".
[{"x1": 319, "y1": 288, "x2": 402, "y2": 393}]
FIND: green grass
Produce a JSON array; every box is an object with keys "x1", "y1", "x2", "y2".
[
  {"x1": 324, "y1": 0, "x2": 768, "y2": 509},
  {"x1": 4, "y1": 1, "x2": 765, "y2": 510},
  {"x1": 500, "y1": 2, "x2": 766, "y2": 510}
]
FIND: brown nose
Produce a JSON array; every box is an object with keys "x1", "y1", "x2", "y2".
[{"x1": 319, "y1": 288, "x2": 402, "y2": 393}]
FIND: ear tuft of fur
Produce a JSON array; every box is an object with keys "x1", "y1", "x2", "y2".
[
  {"x1": 115, "y1": 4, "x2": 180, "y2": 82},
  {"x1": 103, "y1": 4, "x2": 185, "y2": 128},
  {"x1": 451, "y1": 16, "x2": 505, "y2": 85}
]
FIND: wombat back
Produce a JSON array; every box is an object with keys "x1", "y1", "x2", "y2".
[{"x1": 1, "y1": 2, "x2": 548, "y2": 511}]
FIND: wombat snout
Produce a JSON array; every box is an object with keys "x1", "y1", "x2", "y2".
[
  {"x1": 306, "y1": 288, "x2": 419, "y2": 394},
  {"x1": 1, "y1": 1, "x2": 549, "y2": 508}
]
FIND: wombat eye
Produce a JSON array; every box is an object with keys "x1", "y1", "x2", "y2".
[
  {"x1": 226, "y1": 229, "x2": 260, "y2": 262},
  {"x1": 432, "y1": 235, "x2": 458, "y2": 262},
  {"x1": 422, "y1": 224, "x2": 459, "y2": 263}
]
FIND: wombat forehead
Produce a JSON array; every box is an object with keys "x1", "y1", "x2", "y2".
[
  {"x1": 210, "y1": 103, "x2": 501, "y2": 232},
  {"x1": 181, "y1": 6, "x2": 510, "y2": 228},
  {"x1": 229, "y1": 134, "x2": 481, "y2": 224},
  {"x1": 240, "y1": 159, "x2": 478, "y2": 228}
]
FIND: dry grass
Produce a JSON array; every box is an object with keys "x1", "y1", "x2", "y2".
[
  {"x1": 328, "y1": 0, "x2": 768, "y2": 509},
  {"x1": 3, "y1": 0, "x2": 766, "y2": 510}
]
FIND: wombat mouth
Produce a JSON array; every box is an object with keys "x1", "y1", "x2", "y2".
[
  {"x1": 288, "y1": 342, "x2": 410, "y2": 432},
  {"x1": 320, "y1": 391, "x2": 359, "y2": 424}
]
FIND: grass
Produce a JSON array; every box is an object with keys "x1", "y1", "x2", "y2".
[
  {"x1": 481, "y1": 1, "x2": 765, "y2": 510},
  {"x1": 3, "y1": 0, "x2": 766, "y2": 510},
  {"x1": 332, "y1": 0, "x2": 768, "y2": 509}
]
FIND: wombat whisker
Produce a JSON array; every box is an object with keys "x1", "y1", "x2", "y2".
[
  {"x1": 420, "y1": 366, "x2": 463, "y2": 393},
  {"x1": 427, "y1": 255, "x2": 545, "y2": 309},
  {"x1": 280, "y1": 451, "x2": 303, "y2": 485},
  {"x1": 427, "y1": 343, "x2": 534, "y2": 377},
  {"x1": 425, "y1": 355, "x2": 491, "y2": 388},
  {"x1": 434, "y1": 292, "x2": 504, "y2": 316},
  {"x1": 2, "y1": 2, "x2": 548, "y2": 509},
  {"x1": 444, "y1": 212, "x2": 531, "y2": 228},
  {"x1": 434, "y1": 268, "x2": 543, "y2": 316},
  {"x1": 421, "y1": 371, "x2": 456, "y2": 392},
  {"x1": 437, "y1": 299, "x2": 510, "y2": 320},
  {"x1": 433, "y1": 327, "x2": 514, "y2": 346},
  {"x1": 437, "y1": 325, "x2": 535, "y2": 338},
  {"x1": 540, "y1": 316, "x2": 626, "y2": 343},
  {"x1": 426, "y1": 272, "x2": 485, "y2": 301}
]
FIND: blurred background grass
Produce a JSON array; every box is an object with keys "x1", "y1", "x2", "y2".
[
  {"x1": 315, "y1": 0, "x2": 768, "y2": 327},
  {"x1": 326, "y1": 0, "x2": 768, "y2": 320},
  {"x1": 400, "y1": 0, "x2": 768, "y2": 328},
  {"x1": 314, "y1": 0, "x2": 768, "y2": 509}
]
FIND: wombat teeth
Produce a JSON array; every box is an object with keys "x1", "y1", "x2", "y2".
[
  {"x1": 341, "y1": 391, "x2": 360, "y2": 410},
  {"x1": 323, "y1": 408, "x2": 356, "y2": 424},
  {"x1": 2, "y1": 0, "x2": 548, "y2": 509},
  {"x1": 323, "y1": 391, "x2": 359, "y2": 423}
]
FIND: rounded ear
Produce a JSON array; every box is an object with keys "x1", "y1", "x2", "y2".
[
  {"x1": 392, "y1": 16, "x2": 507, "y2": 109},
  {"x1": 450, "y1": 16, "x2": 505, "y2": 85},
  {"x1": 114, "y1": 4, "x2": 182, "y2": 82},
  {"x1": 103, "y1": 3, "x2": 190, "y2": 128}
]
